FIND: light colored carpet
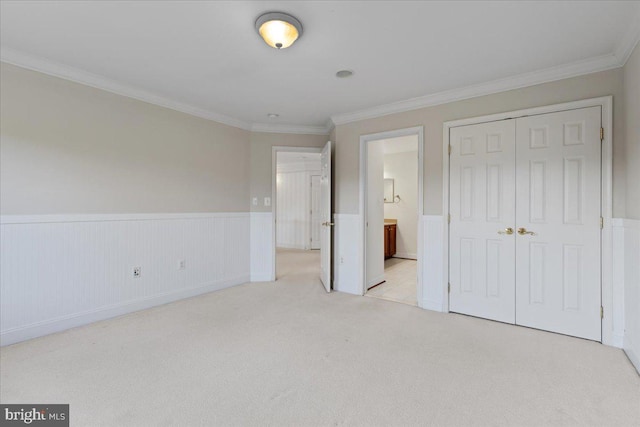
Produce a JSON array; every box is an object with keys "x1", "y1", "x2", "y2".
[{"x1": 1, "y1": 249, "x2": 639, "y2": 426}]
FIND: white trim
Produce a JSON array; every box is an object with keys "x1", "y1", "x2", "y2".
[
  {"x1": 271, "y1": 146, "x2": 324, "y2": 280},
  {"x1": 441, "y1": 96, "x2": 615, "y2": 346},
  {"x1": 333, "y1": 214, "x2": 362, "y2": 295},
  {"x1": 250, "y1": 212, "x2": 274, "y2": 282},
  {"x1": 0, "y1": 212, "x2": 249, "y2": 225},
  {"x1": 611, "y1": 218, "x2": 640, "y2": 230},
  {"x1": 1, "y1": 274, "x2": 249, "y2": 346},
  {"x1": 421, "y1": 215, "x2": 446, "y2": 312},
  {"x1": 331, "y1": 55, "x2": 622, "y2": 126},
  {"x1": 0, "y1": 50, "x2": 332, "y2": 136},
  {"x1": 359, "y1": 126, "x2": 424, "y2": 300},
  {"x1": 250, "y1": 123, "x2": 330, "y2": 135}
]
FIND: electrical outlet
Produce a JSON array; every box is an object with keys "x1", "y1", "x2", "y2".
[
  {"x1": 264, "y1": 197, "x2": 271, "y2": 206},
  {"x1": 133, "y1": 267, "x2": 141, "y2": 278},
  {"x1": 178, "y1": 259, "x2": 186, "y2": 270},
  {"x1": 252, "y1": 197, "x2": 258, "y2": 206}
]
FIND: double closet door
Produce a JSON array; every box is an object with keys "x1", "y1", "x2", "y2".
[{"x1": 449, "y1": 106, "x2": 602, "y2": 341}]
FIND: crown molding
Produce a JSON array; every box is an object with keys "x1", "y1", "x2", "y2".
[
  {"x1": 615, "y1": 4, "x2": 640, "y2": 66},
  {"x1": 250, "y1": 122, "x2": 329, "y2": 135},
  {"x1": 331, "y1": 53, "x2": 622, "y2": 126},
  {"x1": 4, "y1": 9, "x2": 638, "y2": 136},
  {"x1": 325, "y1": 119, "x2": 336, "y2": 135},
  {"x1": 0, "y1": 47, "x2": 253, "y2": 131}
]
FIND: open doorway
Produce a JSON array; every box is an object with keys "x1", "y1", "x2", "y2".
[
  {"x1": 360, "y1": 127, "x2": 423, "y2": 306},
  {"x1": 272, "y1": 148, "x2": 323, "y2": 281}
]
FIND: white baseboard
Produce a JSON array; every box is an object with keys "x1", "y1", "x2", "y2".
[
  {"x1": 0, "y1": 275, "x2": 248, "y2": 346},
  {"x1": 250, "y1": 273, "x2": 273, "y2": 282},
  {"x1": 624, "y1": 336, "x2": 640, "y2": 375},
  {"x1": 421, "y1": 298, "x2": 446, "y2": 312}
]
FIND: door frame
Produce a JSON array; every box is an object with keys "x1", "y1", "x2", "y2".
[
  {"x1": 359, "y1": 126, "x2": 425, "y2": 299},
  {"x1": 271, "y1": 146, "x2": 323, "y2": 280},
  {"x1": 442, "y1": 96, "x2": 615, "y2": 346}
]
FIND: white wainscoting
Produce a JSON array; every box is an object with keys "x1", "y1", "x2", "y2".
[
  {"x1": 250, "y1": 212, "x2": 274, "y2": 282},
  {"x1": 420, "y1": 215, "x2": 446, "y2": 311},
  {"x1": 333, "y1": 214, "x2": 362, "y2": 295},
  {"x1": 613, "y1": 218, "x2": 640, "y2": 370},
  {"x1": 0, "y1": 213, "x2": 250, "y2": 346}
]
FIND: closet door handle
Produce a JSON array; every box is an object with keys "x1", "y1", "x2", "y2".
[
  {"x1": 497, "y1": 228, "x2": 514, "y2": 235},
  {"x1": 517, "y1": 227, "x2": 536, "y2": 236}
]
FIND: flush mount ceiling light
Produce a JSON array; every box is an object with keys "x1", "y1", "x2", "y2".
[
  {"x1": 255, "y1": 12, "x2": 303, "y2": 49},
  {"x1": 336, "y1": 69, "x2": 354, "y2": 78},
  {"x1": 267, "y1": 113, "x2": 279, "y2": 118}
]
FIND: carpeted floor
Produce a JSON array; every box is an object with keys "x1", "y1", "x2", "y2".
[{"x1": 1, "y1": 249, "x2": 639, "y2": 426}]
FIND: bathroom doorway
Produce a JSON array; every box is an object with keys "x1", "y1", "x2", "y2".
[{"x1": 360, "y1": 127, "x2": 423, "y2": 306}]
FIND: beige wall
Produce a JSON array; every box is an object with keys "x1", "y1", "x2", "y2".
[
  {"x1": 249, "y1": 132, "x2": 328, "y2": 212},
  {"x1": 624, "y1": 42, "x2": 640, "y2": 220},
  {"x1": 334, "y1": 68, "x2": 625, "y2": 215},
  {"x1": 1, "y1": 63, "x2": 251, "y2": 214}
]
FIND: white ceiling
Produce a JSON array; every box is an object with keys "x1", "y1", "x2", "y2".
[{"x1": 1, "y1": 1, "x2": 639, "y2": 133}]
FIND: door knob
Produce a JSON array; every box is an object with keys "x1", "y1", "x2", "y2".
[
  {"x1": 517, "y1": 227, "x2": 536, "y2": 236},
  {"x1": 497, "y1": 227, "x2": 514, "y2": 235},
  {"x1": 322, "y1": 222, "x2": 335, "y2": 227}
]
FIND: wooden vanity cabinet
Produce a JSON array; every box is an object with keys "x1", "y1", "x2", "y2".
[{"x1": 384, "y1": 224, "x2": 396, "y2": 259}]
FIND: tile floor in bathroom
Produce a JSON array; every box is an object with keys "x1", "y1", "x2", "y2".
[{"x1": 365, "y1": 257, "x2": 417, "y2": 306}]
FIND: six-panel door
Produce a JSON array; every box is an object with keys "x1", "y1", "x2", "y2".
[
  {"x1": 449, "y1": 120, "x2": 517, "y2": 324},
  {"x1": 515, "y1": 107, "x2": 602, "y2": 341},
  {"x1": 449, "y1": 106, "x2": 602, "y2": 341}
]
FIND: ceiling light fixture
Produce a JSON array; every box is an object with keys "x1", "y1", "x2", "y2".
[
  {"x1": 255, "y1": 12, "x2": 303, "y2": 49},
  {"x1": 336, "y1": 70, "x2": 354, "y2": 78},
  {"x1": 267, "y1": 113, "x2": 280, "y2": 119}
]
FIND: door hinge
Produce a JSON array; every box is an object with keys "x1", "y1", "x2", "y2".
[
  {"x1": 600, "y1": 216, "x2": 604, "y2": 229},
  {"x1": 448, "y1": 144, "x2": 452, "y2": 156},
  {"x1": 448, "y1": 282, "x2": 451, "y2": 294},
  {"x1": 448, "y1": 213, "x2": 451, "y2": 224},
  {"x1": 600, "y1": 127, "x2": 604, "y2": 142},
  {"x1": 601, "y1": 306, "x2": 604, "y2": 319}
]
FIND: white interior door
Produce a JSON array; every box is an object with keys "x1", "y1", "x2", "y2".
[
  {"x1": 366, "y1": 139, "x2": 385, "y2": 289},
  {"x1": 514, "y1": 106, "x2": 602, "y2": 341},
  {"x1": 449, "y1": 120, "x2": 517, "y2": 323},
  {"x1": 310, "y1": 175, "x2": 321, "y2": 250},
  {"x1": 320, "y1": 141, "x2": 332, "y2": 292}
]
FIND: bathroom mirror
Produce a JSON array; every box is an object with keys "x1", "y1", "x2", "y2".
[{"x1": 384, "y1": 178, "x2": 394, "y2": 203}]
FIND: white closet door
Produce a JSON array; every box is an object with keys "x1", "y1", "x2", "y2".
[
  {"x1": 449, "y1": 120, "x2": 516, "y2": 323},
  {"x1": 515, "y1": 106, "x2": 601, "y2": 341}
]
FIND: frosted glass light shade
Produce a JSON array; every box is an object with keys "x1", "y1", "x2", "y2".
[{"x1": 255, "y1": 12, "x2": 303, "y2": 49}]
